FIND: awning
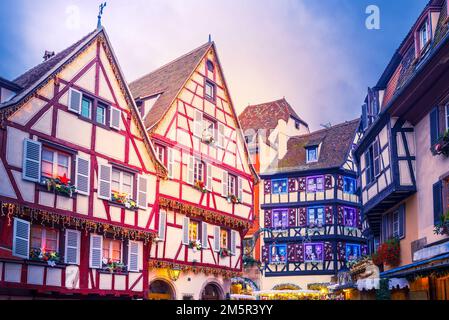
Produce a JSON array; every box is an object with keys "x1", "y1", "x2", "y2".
[
  {"x1": 230, "y1": 294, "x2": 256, "y2": 300},
  {"x1": 356, "y1": 278, "x2": 409, "y2": 291},
  {"x1": 255, "y1": 289, "x2": 321, "y2": 295},
  {"x1": 381, "y1": 253, "x2": 449, "y2": 278}
]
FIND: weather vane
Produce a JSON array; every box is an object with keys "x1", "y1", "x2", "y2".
[{"x1": 97, "y1": 2, "x2": 107, "y2": 29}]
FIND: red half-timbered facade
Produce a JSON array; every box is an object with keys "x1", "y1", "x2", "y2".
[
  {"x1": 0, "y1": 27, "x2": 165, "y2": 299},
  {"x1": 130, "y1": 42, "x2": 258, "y2": 300}
]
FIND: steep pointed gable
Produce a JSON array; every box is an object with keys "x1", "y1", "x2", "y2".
[
  {"x1": 129, "y1": 42, "x2": 212, "y2": 129},
  {"x1": 1, "y1": 27, "x2": 166, "y2": 176}
]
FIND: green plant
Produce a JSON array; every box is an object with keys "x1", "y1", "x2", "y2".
[
  {"x1": 376, "y1": 278, "x2": 391, "y2": 300},
  {"x1": 434, "y1": 211, "x2": 449, "y2": 235},
  {"x1": 432, "y1": 130, "x2": 449, "y2": 157}
]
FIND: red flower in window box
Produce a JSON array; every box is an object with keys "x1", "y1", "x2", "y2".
[
  {"x1": 57, "y1": 173, "x2": 71, "y2": 185},
  {"x1": 194, "y1": 180, "x2": 207, "y2": 193},
  {"x1": 371, "y1": 238, "x2": 400, "y2": 267}
]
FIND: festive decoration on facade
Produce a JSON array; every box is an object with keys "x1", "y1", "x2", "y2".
[
  {"x1": 29, "y1": 248, "x2": 60, "y2": 267},
  {"x1": 111, "y1": 191, "x2": 138, "y2": 210},
  {"x1": 147, "y1": 260, "x2": 241, "y2": 278},
  {"x1": 219, "y1": 247, "x2": 231, "y2": 258},
  {"x1": 371, "y1": 238, "x2": 401, "y2": 267},
  {"x1": 102, "y1": 259, "x2": 127, "y2": 273},
  {"x1": 432, "y1": 130, "x2": 449, "y2": 156},
  {"x1": 194, "y1": 180, "x2": 208, "y2": 193},
  {"x1": 159, "y1": 197, "x2": 251, "y2": 229},
  {"x1": 434, "y1": 211, "x2": 449, "y2": 235},
  {"x1": 1, "y1": 202, "x2": 156, "y2": 244},
  {"x1": 189, "y1": 239, "x2": 202, "y2": 251},
  {"x1": 41, "y1": 174, "x2": 76, "y2": 197},
  {"x1": 226, "y1": 194, "x2": 241, "y2": 204}
]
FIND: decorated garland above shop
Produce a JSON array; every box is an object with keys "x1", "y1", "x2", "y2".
[
  {"x1": 148, "y1": 260, "x2": 241, "y2": 279},
  {"x1": 1, "y1": 202, "x2": 156, "y2": 244},
  {"x1": 159, "y1": 197, "x2": 251, "y2": 230}
]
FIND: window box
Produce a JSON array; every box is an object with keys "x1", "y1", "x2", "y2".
[
  {"x1": 201, "y1": 132, "x2": 215, "y2": 145},
  {"x1": 40, "y1": 175, "x2": 76, "y2": 198},
  {"x1": 431, "y1": 131, "x2": 449, "y2": 157},
  {"x1": 371, "y1": 238, "x2": 400, "y2": 267},
  {"x1": 194, "y1": 180, "x2": 208, "y2": 193},
  {"x1": 188, "y1": 239, "x2": 203, "y2": 252},
  {"x1": 434, "y1": 211, "x2": 449, "y2": 236},
  {"x1": 219, "y1": 247, "x2": 232, "y2": 258},
  {"x1": 110, "y1": 191, "x2": 138, "y2": 210},
  {"x1": 101, "y1": 259, "x2": 128, "y2": 274},
  {"x1": 29, "y1": 248, "x2": 61, "y2": 267},
  {"x1": 226, "y1": 194, "x2": 241, "y2": 204}
]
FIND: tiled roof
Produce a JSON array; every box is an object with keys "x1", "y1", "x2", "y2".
[
  {"x1": 13, "y1": 30, "x2": 98, "y2": 91},
  {"x1": 239, "y1": 98, "x2": 308, "y2": 133},
  {"x1": 129, "y1": 42, "x2": 213, "y2": 129},
  {"x1": 264, "y1": 119, "x2": 360, "y2": 174},
  {"x1": 381, "y1": 0, "x2": 447, "y2": 109}
]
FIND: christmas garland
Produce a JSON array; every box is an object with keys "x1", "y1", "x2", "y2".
[
  {"x1": 147, "y1": 260, "x2": 241, "y2": 279},
  {"x1": 1, "y1": 202, "x2": 156, "y2": 244},
  {"x1": 159, "y1": 197, "x2": 250, "y2": 230}
]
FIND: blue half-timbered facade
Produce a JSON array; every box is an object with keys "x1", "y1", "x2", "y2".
[{"x1": 259, "y1": 120, "x2": 367, "y2": 279}]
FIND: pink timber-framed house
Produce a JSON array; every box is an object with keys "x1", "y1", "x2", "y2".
[
  {"x1": 129, "y1": 41, "x2": 258, "y2": 300},
  {"x1": 0, "y1": 27, "x2": 167, "y2": 299}
]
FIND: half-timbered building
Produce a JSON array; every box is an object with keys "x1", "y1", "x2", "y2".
[
  {"x1": 129, "y1": 42, "x2": 258, "y2": 300},
  {"x1": 256, "y1": 118, "x2": 366, "y2": 290},
  {"x1": 0, "y1": 27, "x2": 166, "y2": 299},
  {"x1": 354, "y1": 0, "x2": 449, "y2": 300}
]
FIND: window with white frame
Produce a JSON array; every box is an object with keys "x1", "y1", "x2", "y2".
[
  {"x1": 194, "y1": 159, "x2": 205, "y2": 183},
  {"x1": 419, "y1": 20, "x2": 429, "y2": 51},
  {"x1": 102, "y1": 238, "x2": 122, "y2": 263},
  {"x1": 306, "y1": 146, "x2": 318, "y2": 163},
  {"x1": 41, "y1": 147, "x2": 71, "y2": 180},
  {"x1": 306, "y1": 176, "x2": 324, "y2": 193},
  {"x1": 307, "y1": 207, "x2": 324, "y2": 227},
  {"x1": 228, "y1": 174, "x2": 237, "y2": 196},
  {"x1": 154, "y1": 144, "x2": 166, "y2": 166},
  {"x1": 205, "y1": 80, "x2": 216, "y2": 101},
  {"x1": 81, "y1": 96, "x2": 92, "y2": 119},
  {"x1": 111, "y1": 169, "x2": 134, "y2": 197},
  {"x1": 31, "y1": 225, "x2": 59, "y2": 253}
]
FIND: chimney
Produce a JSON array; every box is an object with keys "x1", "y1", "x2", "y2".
[{"x1": 43, "y1": 50, "x2": 55, "y2": 62}]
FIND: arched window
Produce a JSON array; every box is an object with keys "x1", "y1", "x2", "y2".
[{"x1": 206, "y1": 60, "x2": 214, "y2": 74}]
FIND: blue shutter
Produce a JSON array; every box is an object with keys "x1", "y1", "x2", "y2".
[
  {"x1": 399, "y1": 205, "x2": 405, "y2": 239},
  {"x1": 381, "y1": 214, "x2": 388, "y2": 242},
  {"x1": 433, "y1": 181, "x2": 443, "y2": 224},
  {"x1": 364, "y1": 151, "x2": 371, "y2": 184},
  {"x1": 430, "y1": 107, "x2": 440, "y2": 146},
  {"x1": 361, "y1": 104, "x2": 368, "y2": 131}
]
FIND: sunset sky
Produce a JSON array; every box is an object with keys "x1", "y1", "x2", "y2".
[{"x1": 0, "y1": 0, "x2": 427, "y2": 130}]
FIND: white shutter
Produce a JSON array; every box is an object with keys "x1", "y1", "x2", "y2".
[
  {"x1": 98, "y1": 164, "x2": 112, "y2": 200},
  {"x1": 167, "y1": 148, "x2": 174, "y2": 178},
  {"x1": 128, "y1": 241, "x2": 139, "y2": 272},
  {"x1": 222, "y1": 170, "x2": 228, "y2": 197},
  {"x1": 230, "y1": 230, "x2": 237, "y2": 255},
  {"x1": 193, "y1": 109, "x2": 203, "y2": 137},
  {"x1": 110, "y1": 106, "x2": 121, "y2": 130},
  {"x1": 201, "y1": 222, "x2": 208, "y2": 249},
  {"x1": 158, "y1": 210, "x2": 167, "y2": 241},
  {"x1": 89, "y1": 234, "x2": 103, "y2": 269},
  {"x1": 68, "y1": 88, "x2": 82, "y2": 113},
  {"x1": 187, "y1": 156, "x2": 194, "y2": 185},
  {"x1": 65, "y1": 229, "x2": 81, "y2": 265},
  {"x1": 213, "y1": 226, "x2": 220, "y2": 252},
  {"x1": 75, "y1": 156, "x2": 90, "y2": 195},
  {"x1": 217, "y1": 123, "x2": 225, "y2": 148},
  {"x1": 206, "y1": 164, "x2": 212, "y2": 191},
  {"x1": 137, "y1": 175, "x2": 148, "y2": 209},
  {"x1": 182, "y1": 217, "x2": 190, "y2": 245},
  {"x1": 238, "y1": 177, "x2": 243, "y2": 201},
  {"x1": 22, "y1": 139, "x2": 42, "y2": 183},
  {"x1": 12, "y1": 218, "x2": 30, "y2": 259}
]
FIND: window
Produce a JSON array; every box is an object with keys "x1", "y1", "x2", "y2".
[
  {"x1": 373, "y1": 139, "x2": 381, "y2": 177},
  {"x1": 365, "y1": 144, "x2": 375, "y2": 184},
  {"x1": 269, "y1": 244, "x2": 287, "y2": 264},
  {"x1": 307, "y1": 207, "x2": 324, "y2": 227},
  {"x1": 272, "y1": 210, "x2": 288, "y2": 229},
  {"x1": 382, "y1": 205, "x2": 405, "y2": 240},
  {"x1": 419, "y1": 20, "x2": 429, "y2": 51},
  {"x1": 228, "y1": 174, "x2": 237, "y2": 196},
  {"x1": 220, "y1": 229, "x2": 228, "y2": 249},
  {"x1": 272, "y1": 179, "x2": 288, "y2": 194},
  {"x1": 41, "y1": 147, "x2": 71, "y2": 179},
  {"x1": 392, "y1": 211, "x2": 400, "y2": 238},
  {"x1": 154, "y1": 144, "x2": 166, "y2": 166},
  {"x1": 194, "y1": 159, "x2": 205, "y2": 183},
  {"x1": 81, "y1": 97, "x2": 92, "y2": 119},
  {"x1": 306, "y1": 147, "x2": 318, "y2": 163},
  {"x1": 205, "y1": 80, "x2": 215, "y2": 101},
  {"x1": 343, "y1": 177, "x2": 357, "y2": 194},
  {"x1": 446, "y1": 105, "x2": 449, "y2": 131},
  {"x1": 111, "y1": 169, "x2": 134, "y2": 197},
  {"x1": 245, "y1": 135, "x2": 254, "y2": 144},
  {"x1": 189, "y1": 220, "x2": 199, "y2": 242},
  {"x1": 430, "y1": 107, "x2": 440, "y2": 146},
  {"x1": 206, "y1": 60, "x2": 214, "y2": 74},
  {"x1": 306, "y1": 176, "x2": 324, "y2": 193},
  {"x1": 304, "y1": 243, "x2": 324, "y2": 263},
  {"x1": 203, "y1": 116, "x2": 216, "y2": 140},
  {"x1": 103, "y1": 238, "x2": 122, "y2": 263},
  {"x1": 96, "y1": 103, "x2": 107, "y2": 125},
  {"x1": 346, "y1": 244, "x2": 361, "y2": 262},
  {"x1": 31, "y1": 225, "x2": 58, "y2": 253},
  {"x1": 343, "y1": 207, "x2": 357, "y2": 227}
]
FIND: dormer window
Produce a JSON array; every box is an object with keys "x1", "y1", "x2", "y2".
[
  {"x1": 207, "y1": 60, "x2": 214, "y2": 74},
  {"x1": 205, "y1": 80, "x2": 216, "y2": 102},
  {"x1": 419, "y1": 19, "x2": 430, "y2": 51},
  {"x1": 306, "y1": 146, "x2": 318, "y2": 163}
]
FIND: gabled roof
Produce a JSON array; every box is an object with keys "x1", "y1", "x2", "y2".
[
  {"x1": 263, "y1": 119, "x2": 360, "y2": 175},
  {"x1": 0, "y1": 27, "x2": 166, "y2": 176},
  {"x1": 129, "y1": 42, "x2": 213, "y2": 129},
  {"x1": 239, "y1": 98, "x2": 308, "y2": 133}
]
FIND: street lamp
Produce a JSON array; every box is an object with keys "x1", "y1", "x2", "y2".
[{"x1": 168, "y1": 265, "x2": 182, "y2": 281}]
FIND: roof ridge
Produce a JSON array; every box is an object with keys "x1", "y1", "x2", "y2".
[
  {"x1": 290, "y1": 118, "x2": 360, "y2": 139},
  {"x1": 130, "y1": 41, "x2": 212, "y2": 86}
]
